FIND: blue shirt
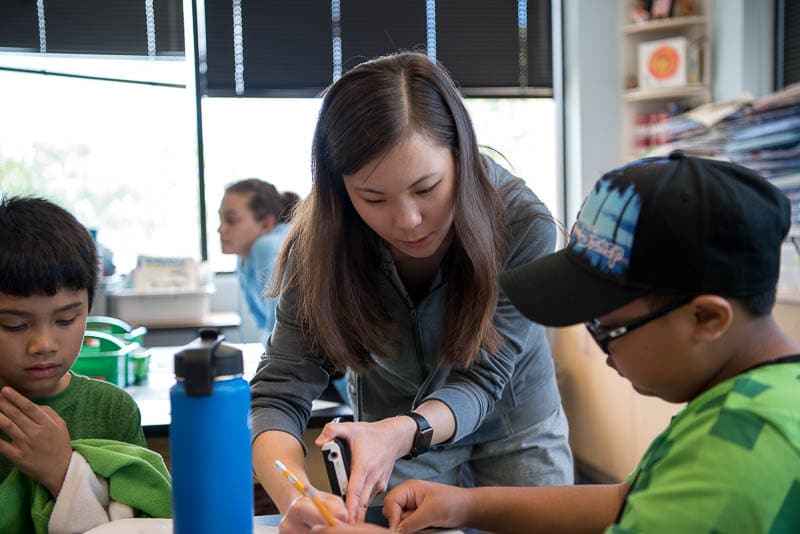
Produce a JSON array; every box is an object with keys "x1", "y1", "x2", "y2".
[{"x1": 237, "y1": 223, "x2": 290, "y2": 335}]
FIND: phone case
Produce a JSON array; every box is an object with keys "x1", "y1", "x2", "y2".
[{"x1": 322, "y1": 438, "x2": 351, "y2": 497}]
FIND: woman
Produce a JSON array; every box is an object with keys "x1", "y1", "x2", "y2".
[
  {"x1": 218, "y1": 178, "x2": 298, "y2": 336},
  {"x1": 250, "y1": 51, "x2": 572, "y2": 529}
]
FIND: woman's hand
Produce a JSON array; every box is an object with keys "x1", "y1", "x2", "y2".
[
  {"x1": 0, "y1": 386, "x2": 72, "y2": 496},
  {"x1": 383, "y1": 480, "x2": 472, "y2": 533},
  {"x1": 315, "y1": 417, "x2": 417, "y2": 523},
  {"x1": 279, "y1": 491, "x2": 348, "y2": 534}
]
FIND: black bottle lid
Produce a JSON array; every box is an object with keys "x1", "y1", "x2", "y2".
[{"x1": 174, "y1": 329, "x2": 244, "y2": 397}]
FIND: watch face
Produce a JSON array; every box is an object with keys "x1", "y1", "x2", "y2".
[
  {"x1": 404, "y1": 412, "x2": 433, "y2": 457},
  {"x1": 419, "y1": 427, "x2": 433, "y2": 449},
  {"x1": 415, "y1": 417, "x2": 433, "y2": 451}
]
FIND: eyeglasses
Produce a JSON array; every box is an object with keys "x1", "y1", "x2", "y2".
[{"x1": 585, "y1": 297, "x2": 693, "y2": 355}]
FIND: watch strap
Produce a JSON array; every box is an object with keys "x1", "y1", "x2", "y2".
[{"x1": 401, "y1": 411, "x2": 433, "y2": 459}]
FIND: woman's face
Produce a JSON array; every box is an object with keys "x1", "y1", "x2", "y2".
[
  {"x1": 218, "y1": 191, "x2": 269, "y2": 257},
  {"x1": 343, "y1": 133, "x2": 457, "y2": 262}
]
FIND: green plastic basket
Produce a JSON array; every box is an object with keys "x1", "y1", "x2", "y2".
[
  {"x1": 85, "y1": 316, "x2": 151, "y2": 383},
  {"x1": 86, "y1": 315, "x2": 148, "y2": 346},
  {"x1": 129, "y1": 347, "x2": 152, "y2": 384},
  {"x1": 74, "y1": 331, "x2": 140, "y2": 386}
]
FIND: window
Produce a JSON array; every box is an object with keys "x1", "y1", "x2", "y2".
[
  {"x1": 0, "y1": 58, "x2": 557, "y2": 276},
  {"x1": 1, "y1": 1, "x2": 559, "y2": 276},
  {"x1": 0, "y1": 54, "x2": 197, "y2": 274},
  {"x1": 202, "y1": 97, "x2": 558, "y2": 272},
  {"x1": 202, "y1": 97, "x2": 322, "y2": 272},
  {"x1": 466, "y1": 98, "x2": 558, "y2": 217}
]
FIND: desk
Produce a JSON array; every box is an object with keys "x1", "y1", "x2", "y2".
[
  {"x1": 134, "y1": 311, "x2": 242, "y2": 330},
  {"x1": 255, "y1": 509, "x2": 465, "y2": 532},
  {"x1": 86, "y1": 517, "x2": 463, "y2": 533},
  {"x1": 125, "y1": 343, "x2": 352, "y2": 437},
  {"x1": 253, "y1": 507, "x2": 393, "y2": 527}
]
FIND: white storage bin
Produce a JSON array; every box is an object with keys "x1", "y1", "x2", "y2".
[{"x1": 108, "y1": 287, "x2": 214, "y2": 324}]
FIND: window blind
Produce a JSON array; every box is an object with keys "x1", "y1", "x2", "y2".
[
  {"x1": 436, "y1": 0, "x2": 551, "y2": 95},
  {"x1": 0, "y1": 0, "x2": 39, "y2": 51},
  {"x1": 339, "y1": 0, "x2": 427, "y2": 72},
  {"x1": 205, "y1": 0, "x2": 333, "y2": 96},
  {"x1": 0, "y1": 0, "x2": 184, "y2": 56},
  {"x1": 777, "y1": 0, "x2": 799, "y2": 88},
  {"x1": 202, "y1": 0, "x2": 553, "y2": 98},
  {"x1": 1, "y1": 1, "x2": 552, "y2": 94}
]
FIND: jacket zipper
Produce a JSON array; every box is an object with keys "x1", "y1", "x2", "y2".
[
  {"x1": 409, "y1": 308, "x2": 426, "y2": 387},
  {"x1": 356, "y1": 373, "x2": 363, "y2": 422},
  {"x1": 382, "y1": 270, "x2": 428, "y2": 393}
]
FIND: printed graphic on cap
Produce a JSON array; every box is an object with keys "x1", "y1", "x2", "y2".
[{"x1": 570, "y1": 170, "x2": 642, "y2": 278}]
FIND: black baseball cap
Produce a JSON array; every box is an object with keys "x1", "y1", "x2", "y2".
[{"x1": 500, "y1": 150, "x2": 792, "y2": 327}]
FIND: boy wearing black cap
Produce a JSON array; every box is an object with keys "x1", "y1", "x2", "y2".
[{"x1": 313, "y1": 152, "x2": 800, "y2": 533}]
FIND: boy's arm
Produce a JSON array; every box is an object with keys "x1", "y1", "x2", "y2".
[
  {"x1": 459, "y1": 483, "x2": 626, "y2": 533},
  {"x1": 0, "y1": 386, "x2": 72, "y2": 496},
  {"x1": 384, "y1": 480, "x2": 627, "y2": 534}
]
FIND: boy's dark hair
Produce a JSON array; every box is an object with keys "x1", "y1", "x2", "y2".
[{"x1": 0, "y1": 196, "x2": 98, "y2": 308}]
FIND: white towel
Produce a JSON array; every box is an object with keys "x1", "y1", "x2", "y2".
[{"x1": 47, "y1": 451, "x2": 133, "y2": 534}]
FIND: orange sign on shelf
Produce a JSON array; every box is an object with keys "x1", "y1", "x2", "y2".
[
  {"x1": 648, "y1": 45, "x2": 680, "y2": 80},
  {"x1": 638, "y1": 37, "x2": 687, "y2": 89}
]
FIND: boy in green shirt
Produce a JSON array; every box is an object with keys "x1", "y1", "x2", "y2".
[
  {"x1": 0, "y1": 196, "x2": 170, "y2": 533},
  {"x1": 311, "y1": 152, "x2": 800, "y2": 533}
]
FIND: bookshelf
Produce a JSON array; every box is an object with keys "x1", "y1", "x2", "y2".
[{"x1": 619, "y1": 0, "x2": 714, "y2": 162}]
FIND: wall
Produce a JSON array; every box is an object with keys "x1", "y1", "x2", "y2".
[
  {"x1": 557, "y1": 0, "x2": 779, "y2": 481},
  {"x1": 713, "y1": 0, "x2": 775, "y2": 101},
  {"x1": 562, "y1": 0, "x2": 621, "y2": 226}
]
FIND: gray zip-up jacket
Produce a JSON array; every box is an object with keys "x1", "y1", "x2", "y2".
[{"x1": 250, "y1": 159, "x2": 561, "y2": 452}]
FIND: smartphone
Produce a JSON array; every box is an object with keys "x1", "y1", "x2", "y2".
[{"x1": 322, "y1": 438, "x2": 351, "y2": 497}]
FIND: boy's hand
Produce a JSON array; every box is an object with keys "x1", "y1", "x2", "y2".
[
  {"x1": 0, "y1": 386, "x2": 72, "y2": 496},
  {"x1": 383, "y1": 480, "x2": 471, "y2": 533}
]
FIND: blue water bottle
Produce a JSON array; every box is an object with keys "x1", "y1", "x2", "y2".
[{"x1": 170, "y1": 330, "x2": 253, "y2": 534}]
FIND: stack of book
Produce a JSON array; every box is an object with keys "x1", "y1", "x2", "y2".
[{"x1": 652, "y1": 83, "x2": 800, "y2": 237}]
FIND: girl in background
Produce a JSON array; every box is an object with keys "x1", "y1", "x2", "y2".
[{"x1": 218, "y1": 178, "x2": 298, "y2": 337}]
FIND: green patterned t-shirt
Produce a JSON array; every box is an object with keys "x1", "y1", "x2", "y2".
[
  {"x1": 0, "y1": 372, "x2": 146, "y2": 482},
  {"x1": 608, "y1": 356, "x2": 800, "y2": 534}
]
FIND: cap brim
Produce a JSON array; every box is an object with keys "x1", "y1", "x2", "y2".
[{"x1": 499, "y1": 250, "x2": 648, "y2": 327}]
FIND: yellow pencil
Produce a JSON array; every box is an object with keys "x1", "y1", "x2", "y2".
[{"x1": 273, "y1": 460, "x2": 337, "y2": 526}]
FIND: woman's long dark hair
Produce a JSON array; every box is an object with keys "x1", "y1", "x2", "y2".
[{"x1": 272, "y1": 51, "x2": 506, "y2": 371}]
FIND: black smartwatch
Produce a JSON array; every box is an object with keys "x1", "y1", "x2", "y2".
[{"x1": 401, "y1": 412, "x2": 433, "y2": 459}]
